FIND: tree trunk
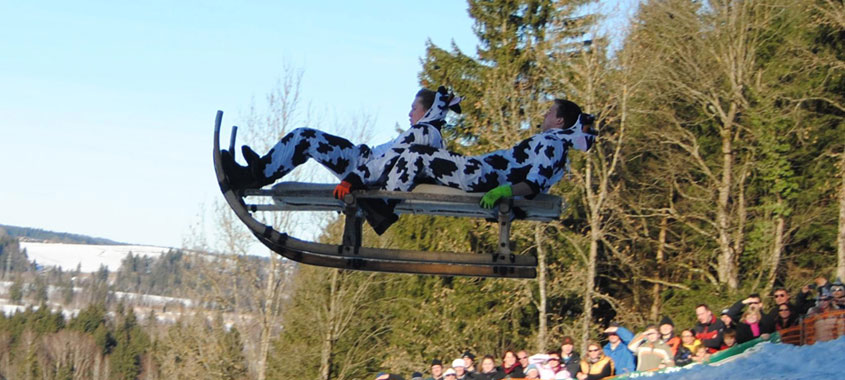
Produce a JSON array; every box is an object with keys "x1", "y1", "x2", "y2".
[
  {"x1": 535, "y1": 224, "x2": 547, "y2": 352},
  {"x1": 256, "y1": 254, "x2": 280, "y2": 380},
  {"x1": 320, "y1": 270, "x2": 339, "y2": 380},
  {"x1": 838, "y1": 152, "x2": 845, "y2": 281},
  {"x1": 717, "y1": 105, "x2": 738, "y2": 290},
  {"x1": 650, "y1": 216, "x2": 668, "y2": 321},
  {"x1": 581, "y1": 159, "x2": 597, "y2": 352},
  {"x1": 766, "y1": 198, "x2": 786, "y2": 294}
]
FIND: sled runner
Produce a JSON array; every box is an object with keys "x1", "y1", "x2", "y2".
[{"x1": 213, "y1": 111, "x2": 564, "y2": 278}]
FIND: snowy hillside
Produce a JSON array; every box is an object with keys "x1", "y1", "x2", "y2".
[
  {"x1": 19, "y1": 242, "x2": 172, "y2": 272},
  {"x1": 639, "y1": 337, "x2": 845, "y2": 380}
]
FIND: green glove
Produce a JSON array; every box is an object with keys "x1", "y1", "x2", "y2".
[{"x1": 480, "y1": 185, "x2": 513, "y2": 209}]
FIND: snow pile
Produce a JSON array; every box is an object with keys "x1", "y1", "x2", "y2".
[
  {"x1": 19, "y1": 242, "x2": 171, "y2": 272},
  {"x1": 643, "y1": 337, "x2": 845, "y2": 380}
]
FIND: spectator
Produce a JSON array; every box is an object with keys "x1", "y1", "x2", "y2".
[
  {"x1": 576, "y1": 341, "x2": 614, "y2": 380},
  {"x1": 545, "y1": 352, "x2": 571, "y2": 379},
  {"x1": 726, "y1": 295, "x2": 771, "y2": 343},
  {"x1": 452, "y1": 359, "x2": 475, "y2": 380},
  {"x1": 679, "y1": 328, "x2": 702, "y2": 355},
  {"x1": 444, "y1": 369, "x2": 457, "y2": 380},
  {"x1": 517, "y1": 350, "x2": 531, "y2": 375},
  {"x1": 694, "y1": 304, "x2": 725, "y2": 353},
  {"x1": 773, "y1": 303, "x2": 800, "y2": 330},
  {"x1": 426, "y1": 359, "x2": 444, "y2": 380},
  {"x1": 523, "y1": 364, "x2": 540, "y2": 379},
  {"x1": 658, "y1": 316, "x2": 681, "y2": 356},
  {"x1": 559, "y1": 336, "x2": 581, "y2": 377},
  {"x1": 525, "y1": 353, "x2": 555, "y2": 379},
  {"x1": 412, "y1": 372, "x2": 424, "y2": 380},
  {"x1": 500, "y1": 350, "x2": 524, "y2": 379},
  {"x1": 807, "y1": 290, "x2": 834, "y2": 317},
  {"x1": 476, "y1": 355, "x2": 500, "y2": 380},
  {"x1": 721, "y1": 329, "x2": 737, "y2": 350},
  {"x1": 628, "y1": 324, "x2": 674, "y2": 371},
  {"x1": 463, "y1": 351, "x2": 478, "y2": 375},
  {"x1": 673, "y1": 330, "x2": 696, "y2": 367},
  {"x1": 766, "y1": 288, "x2": 799, "y2": 321},
  {"x1": 691, "y1": 347, "x2": 709, "y2": 364},
  {"x1": 602, "y1": 324, "x2": 635, "y2": 375},
  {"x1": 797, "y1": 276, "x2": 832, "y2": 315},
  {"x1": 719, "y1": 308, "x2": 735, "y2": 330},
  {"x1": 830, "y1": 278, "x2": 845, "y2": 310}
]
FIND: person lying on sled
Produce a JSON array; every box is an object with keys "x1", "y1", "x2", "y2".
[
  {"x1": 365, "y1": 99, "x2": 596, "y2": 232},
  {"x1": 221, "y1": 86, "x2": 462, "y2": 192}
]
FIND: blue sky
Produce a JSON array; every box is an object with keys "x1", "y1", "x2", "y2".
[{"x1": 0, "y1": 1, "x2": 635, "y2": 249}]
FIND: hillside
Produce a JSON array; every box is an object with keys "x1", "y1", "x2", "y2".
[{"x1": 0, "y1": 224, "x2": 123, "y2": 245}]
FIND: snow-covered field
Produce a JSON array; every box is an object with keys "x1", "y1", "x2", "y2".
[
  {"x1": 19, "y1": 242, "x2": 172, "y2": 272},
  {"x1": 639, "y1": 337, "x2": 845, "y2": 380}
]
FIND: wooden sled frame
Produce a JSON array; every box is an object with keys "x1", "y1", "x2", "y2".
[{"x1": 213, "y1": 110, "x2": 559, "y2": 278}]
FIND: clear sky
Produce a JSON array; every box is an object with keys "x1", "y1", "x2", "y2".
[{"x1": 0, "y1": 1, "x2": 636, "y2": 249}]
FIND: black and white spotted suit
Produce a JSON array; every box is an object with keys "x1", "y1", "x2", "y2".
[
  {"x1": 257, "y1": 88, "x2": 457, "y2": 187},
  {"x1": 382, "y1": 123, "x2": 597, "y2": 196}
]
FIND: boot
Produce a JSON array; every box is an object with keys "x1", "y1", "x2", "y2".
[
  {"x1": 221, "y1": 150, "x2": 268, "y2": 190},
  {"x1": 241, "y1": 145, "x2": 275, "y2": 185}
]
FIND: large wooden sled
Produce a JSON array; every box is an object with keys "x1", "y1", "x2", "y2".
[{"x1": 213, "y1": 111, "x2": 563, "y2": 278}]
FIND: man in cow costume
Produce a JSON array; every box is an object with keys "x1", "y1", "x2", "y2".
[
  {"x1": 370, "y1": 99, "x2": 596, "y2": 230},
  {"x1": 222, "y1": 86, "x2": 461, "y2": 191}
]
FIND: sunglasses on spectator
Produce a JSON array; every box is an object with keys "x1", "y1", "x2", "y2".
[
  {"x1": 588, "y1": 348, "x2": 601, "y2": 352},
  {"x1": 748, "y1": 301, "x2": 761, "y2": 305},
  {"x1": 832, "y1": 286, "x2": 845, "y2": 292},
  {"x1": 518, "y1": 357, "x2": 528, "y2": 360},
  {"x1": 774, "y1": 293, "x2": 788, "y2": 298}
]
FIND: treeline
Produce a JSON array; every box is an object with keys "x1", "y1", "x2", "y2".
[
  {"x1": 270, "y1": 0, "x2": 844, "y2": 379},
  {"x1": 0, "y1": 225, "x2": 122, "y2": 245},
  {"x1": 0, "y1": 303, "x2": 248, "y2": 380}
]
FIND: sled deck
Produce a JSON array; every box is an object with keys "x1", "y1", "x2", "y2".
[{"x1": 213, "y1": 110, "x2": 564, "y2": 278}]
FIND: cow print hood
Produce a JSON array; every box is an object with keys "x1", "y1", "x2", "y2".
[{"x1": 416, "y1": 86, "x2": 462, "y2": 128}]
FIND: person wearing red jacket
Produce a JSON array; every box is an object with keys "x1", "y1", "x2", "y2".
[{"x1": 693, "y1": 304, "x2": 725, "y2": 353}]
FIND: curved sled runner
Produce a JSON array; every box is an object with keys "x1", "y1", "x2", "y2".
[{"x1": 213, "y1": 111, "x2": 561, "y2": 278}]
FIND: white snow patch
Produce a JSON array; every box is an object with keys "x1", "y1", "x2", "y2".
[
  {"x1": 19, "y1": 242, "x2": 172, "y2": 272},
  {"x1": 642, "y1": 337, "x2": 845, "y2": 380}
]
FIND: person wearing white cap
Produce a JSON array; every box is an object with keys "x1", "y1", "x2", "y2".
[
  {"x1": 443, "y1": 368, "x2": 457, "y2": 379},
  {"x1": 451, "y1": 358, "x2": 475, "y2": 380}
]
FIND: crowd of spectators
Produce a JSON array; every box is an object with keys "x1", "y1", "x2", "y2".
[{"x1": 375, "y1": 276, "x2": 845, "y2": 380}]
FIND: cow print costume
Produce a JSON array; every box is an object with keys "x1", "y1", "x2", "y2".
[
  {"x1": 251, "y1": 87, "x2": 461, "y2": 187},
  {"x1": 382, "y1": 118, "x2": 597, "y2": 196}
]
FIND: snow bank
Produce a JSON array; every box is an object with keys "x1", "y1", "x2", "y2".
[
  {"x1": 641, "y1": 337, "x2": 845, "y2": 380},
  {"x1": 19, "y1": 242, "x2": 171, "y2": 272}
]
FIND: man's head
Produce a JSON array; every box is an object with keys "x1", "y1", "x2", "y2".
[
  {"x1": 659, "y1": 316, "x2": 674, "y2": 337},
  {"x1": 560, "y1": 336, "x2": 575, "y2": 355},
  {"x1": 462, "y1": 351, "x2": 475, "y2": 369},
  {"x1": 773, "y1": 288, "x2": 790, "y2": 306},
  {"x1": 644, "y1": 325, "x2": 660, "y2": 343},
  {"x1": 831, "y1": 279, "x2": 845, "y2": 300},
  {"x1": 443, "y1": 368, "x2": 457, "y2": 380},
  {"x1": 696, "y1": 304, "x2": 713, "y2": 324},
  {"x1": 410, "y1": 88, "x2": 436, "y2": 125},
  {"x1": 451, "y1": 359, "x2": 465, "y2": 376},
  {"x1": 542, "y1": 99, "x2": 583, "y2": 132},
  {"x1": 606, "y1": 330, "x2": 620, "y2": 344},
  {"x1": 430, "y1": 359, "x2": 443, "y2": 377},
  {"x1": 517, "y1": 350, "x2": 530, "y2": 367},
  {"x1": 747, "y1": 293, "x2": 763, "y2": 312}
]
